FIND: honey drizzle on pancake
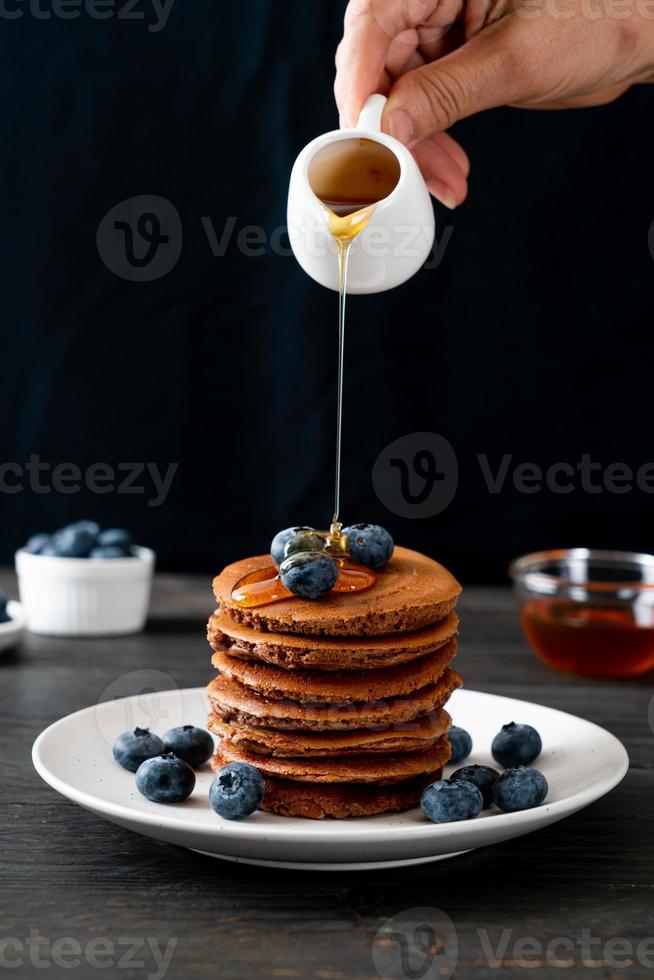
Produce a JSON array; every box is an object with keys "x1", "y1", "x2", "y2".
[
  {"x1": 233, "y1": 140, "x2": 401, "y2": 609},
  {"x1": 232, "y1": 558, "x2": 375, "y2": 608}
]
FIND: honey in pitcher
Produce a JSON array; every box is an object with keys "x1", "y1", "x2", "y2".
[{"x1": 309, "y1": 137, "x2": 401, "y2": 238}]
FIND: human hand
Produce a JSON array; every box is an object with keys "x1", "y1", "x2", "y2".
[{"x1": 335, "y1": 0, "x2": 654, "y2": 207}]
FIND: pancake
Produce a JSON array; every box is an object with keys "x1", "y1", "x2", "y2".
[
  {"x1": 207, "y1": 668, "x2": 462, "y2": 731},
  {"x1": 208, "y1": 708, "x2": 451, "y2": 757},
  {"x1": 212, "y1": 735, "x2": 451, "y2": 784},
  {"x1": 208, "y1": 609, "x2": 459, "y2": 671},
  {"x1": 210, "y1": 752, "x2": 441, "y2": 817},
  {"x1": 211, "y1": 638, "x2": 456, "y2": 703},
  {"x1": 213, "y1": 546, "x2": 462, "y2": 636}
]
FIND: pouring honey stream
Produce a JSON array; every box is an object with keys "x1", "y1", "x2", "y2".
[{"x1": 233, "y1": 139, "x2": 401, "y2": 608}]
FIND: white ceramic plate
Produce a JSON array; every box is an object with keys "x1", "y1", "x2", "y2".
[
  {"x1": 0, "y1": 600, "x2": 26, "y2": 653},
  {"x1": 32, "y1": 687, "x2": 628, "y2": 870}
]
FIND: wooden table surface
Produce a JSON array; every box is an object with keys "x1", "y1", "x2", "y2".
[{"x1": 2, "y1": 570, "x2": 652, "y2": 980}]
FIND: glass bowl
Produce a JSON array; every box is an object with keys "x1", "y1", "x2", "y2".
[{"x1": 509, "y1": 548, "x2": 654, "y2": 678}]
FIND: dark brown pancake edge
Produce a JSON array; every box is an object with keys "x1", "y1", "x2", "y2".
[
  {"x1": 210, "y1": 638, "x2": 456, "y2": 704},
  {"x1": 206, "y1": 668, "x2": 463, "y2": 732},
  {"x1": 207, "y1": 609, "x2": 460, "y2": 671},
  {"x1": 210, "y1": 750, "x2": 444, "y2": 819},
  {"x1": 213, "y1": 735, "x2": 451, "y2": 783},
  {"x1": 207, "y1": 707, "x2": 451, "y2": 757},
  {"x1": 221, "y1": 595, "x2": 458, "y2": 637}
]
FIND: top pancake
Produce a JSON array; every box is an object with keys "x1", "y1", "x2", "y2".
[
  {"x1": 213, "y1": 546, "x2": 462, "y2": 636},
  {"x1": 208, "y1": 609, "x2": 459, "y2": 671}
]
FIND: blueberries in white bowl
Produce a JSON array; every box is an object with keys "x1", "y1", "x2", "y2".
[
  {"x1": 113, "y1": 728, "x2": 165, "y2": 773},
  {"x1": 53, "y1": 521, "x2": 101, "y2": 558},
  {"x1": 163, "y1": 725, "x2": 214, "y2": 769},
  {"x1": 135, "y1": 754, "x2": 196, "y2": 804},
  {"x1": 492, "y1": 722, "x2": 542, "y2": 768},
  {"x1": 22, "y1": 522, "x2": 137, "y2": 559},
  {"x1": 89, "y1": 546, "x2": 128, "y2": 559},
  {"x1": 209, "y1": 762, "x2": 265, "y2": 820},
  {"x1": 96, "y1": 528, "x2": 134, "y2": 550},
  {"x1": 24, "y1": 532, "x2": 52, "y2": 555}
]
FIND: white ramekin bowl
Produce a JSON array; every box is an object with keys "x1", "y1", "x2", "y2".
[{"x1": 15, "y1": 546, "x2": 155, "y2": 637}]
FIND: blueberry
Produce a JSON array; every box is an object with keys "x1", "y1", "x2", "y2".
[
  {"x1": 492, "y1": 722, "x2": 542, "y2": 768},
  {"x1": 52, "y1": 520, "x2": 100, "y2": 558},
  {"x1": 162, "y1": 725, "x2": 214, "y2": 768},
  {"x1": 89, "y1": 546, "x2": 131, "y2": 559},
  {"x1": 450, "y1": 765, "x2": 500, "y2": 808},
  {"x1": 493, "y1": 766, "x2": 548, "y2": 813},
  {"x1": 97, "y1": 528, "x2": 134, "y2": 550},
  {"x1": 135, "y1": 753, "x2": 195, "y2": 804},
  {"x1": 342, "y1": 524, "x2": 394, "y2": 569},
  {"x1": 279, "y1": 552, "x2": 338, "y2": 599},
  {"x1": 271, "y1": 526, "x2": 314, "y2": 566},
  {"x1": 112, "y1": 727, "x2": 165, "y2": 773},
  {"x1": 209, "y1": 762, "x2": 264, "y2": 820},
  {"x1": 448, "y1": 726, "x2": 473, "y2": 765},
  {"x1": 283, "y1": 529, "x2": 326, "y2": 560},
  {"x1": 24, "y1": 533, "x2": 51, "y2": 555},
  {"x1": 421, "y1": 779, "x2": 483, "y2": 823}
]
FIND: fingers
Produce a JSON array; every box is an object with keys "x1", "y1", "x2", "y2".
[
  {"x1": 382, "y1": 21, "x2": 524, "y2": 143},
  {"x1": 335, "y1": 0, "x2": 444, "y2": 127},
  {"x1": 412, "y1": 132, "x2": 470, "y2": 207}
]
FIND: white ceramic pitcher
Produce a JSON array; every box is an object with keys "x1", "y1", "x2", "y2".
[{"x1": 287, "y1": 94, "x2": 435, "y2": 294}]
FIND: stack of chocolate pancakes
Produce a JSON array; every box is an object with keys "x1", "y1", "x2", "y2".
[{"x1": 207, "y1": 546, "x2": 463, "y2": 819}]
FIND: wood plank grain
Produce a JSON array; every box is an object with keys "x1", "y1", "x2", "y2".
[{"x1": 2, "y1": 569, "x2": 652, "y2": 980}]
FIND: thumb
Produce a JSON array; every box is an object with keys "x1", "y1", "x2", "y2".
[{"x1": 382, "y1": 24, "x2": 523, "y2": 144}]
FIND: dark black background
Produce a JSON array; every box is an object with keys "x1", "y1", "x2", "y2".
[{"x1": 1, "y1": 0, "x2": 653, "y2": 582}]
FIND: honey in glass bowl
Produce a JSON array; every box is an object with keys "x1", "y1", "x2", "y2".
[{"x1": 510, "y1": 549, "x2": 654, "y2": 678}]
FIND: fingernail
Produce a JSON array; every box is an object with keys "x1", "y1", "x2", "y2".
[
  {"x1": 439, "y1": 190, "x2": 457, "y2": 210},
  {"x1": 387, "y1": 108, "x2": 414, "y2": 145}
]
